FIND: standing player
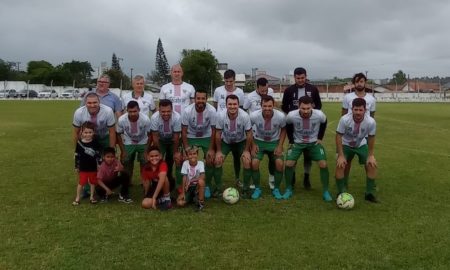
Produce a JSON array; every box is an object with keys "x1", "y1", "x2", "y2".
[
  {"x1": 213, "y1": 69, "x2": 245, "y2": 187},
  {"x1": 215, "y1": 95, "x2": 253, "y2": 197},
  {"x1": 342, "y1": 73, "x2": 376, "y2": 117},
  {"x1": 159, "y1": 64, "x2": 195, "y2": 115},
  {"x1": 249, "y1": 95, "x2": 286, "y2": 200},
  {"x1": 335, "y1": 98, "x2": 378, "y2": 202},
  {"x1": 151, "y1": 99, "x2": 182, "y2": 192},
  {"x1": 282, "y1": 67, "x2": 322, "y2": 190},
  {"x1": 284, "y1": 96, "x2": 332, "y2": 201},
  {"x1": 122, "y1": 74, "x2": 156, "y2": 117},
  {"x1": 181, "y1": 90, "x2": 217, "y2": 199},
  {"x1": 116, "y1": 101, "x2": 152, "y2": 184}
]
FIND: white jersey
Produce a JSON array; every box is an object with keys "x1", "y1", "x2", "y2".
[
  {"x1": 73, "y1": 104, "x2": 116, "y2": 138},
  {"x1": 159, "y1": 82, "x2": 195, "y2": 115},
  {"x1": 121, "y1": 91, "x2": 156, "y2": 117},
  {"x1": 181, "y1": 160, "x2": 205, "y2": 186},
  {"x1": 342, "y1": 92, "x2": 376, "y2": 116},
  {"x1": 337, "y1": 113, "x2": 376, "y2": 148},
  {"x1": 286, "y1": 109, "x2": 327, "y2": 144},
  {"x1": 213, "y1": 86, "x2": 245, "y2": 113},
  {"x1": 216, "y1": 109, "x2": 252, "y2": 144},
  {"x1": 250, "y1": 109, "x2": 286, "y2": 142},
  {"x1": 150, "y1": 111, "x2": 182, "y2": 143},
  {"x1": 116, "y1": 113, "x2": 151, "y2": 145},
  {"x1": 243, "y1": 88, "x2": 274, "y2": 113},
  {"x1": 181, "y1": 103, "x2": 217, "y2": 139}
]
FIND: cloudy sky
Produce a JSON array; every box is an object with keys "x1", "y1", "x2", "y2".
[{"x1": 2, "y1": 0, "x2": 450, "y2": 79}]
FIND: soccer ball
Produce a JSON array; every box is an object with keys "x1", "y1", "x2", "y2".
[
  {"x1": 222, "y1": 187, "x2": 240, "y2": 204},
  {"x1": 336, "y1": 192, "x2": 355, "y2": 209}
]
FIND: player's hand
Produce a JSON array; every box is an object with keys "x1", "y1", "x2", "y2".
[
  {"x1": 367, "y1": 155, "x2": 377, "y2": 168},
  {"x1": 151, "y1": 198, "x2": 157, "y2": 209},
  {"x1": 315, "y1": 140, "x2": 322, "y2": 145},
  {"x1": 336, "y1": 155, "x2": 347, "y2": 168},
  {"x1": 106, "y1": 189, "x2": 114, "y2": 195},
  {"x1": 274, "y1": 145, "x2": 283, "y2": 157},
  {"x1": 215, "y1": 152, "x2": 224, "y2": 165},
  {"x1": 207, "y1": 149, "x2": 215, "y2": 161},
  {"x1": 241, "y1": 150, "x2": 252, "y2": 163}
]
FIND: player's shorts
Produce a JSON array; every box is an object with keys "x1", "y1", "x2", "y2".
[
  {"x1": 187, "y1": 138, "x2": 211, "y2": 158},
  {"x1": 159, "y1": 140, "x2": 174, "y2": 159},
  {"x1": 184, "y1": 185, "x2": 198, "y2": 204},
  {"x1": 286, "y1": 142, "x2": 327, "y2": 162},
  {"x1": 343, "y1": 144, "x2": 368, "y2": 165},
  {"x1": 145, "y1": 180, "x2": 163, "y2": 198},
  {"x1": 124, "y1": 144, "x2": 147, "y2": 166},
  {"x1": 79, "y1": 171, "x2": 98, "y2": 185},
  {"x1": 220, "y1": 140, "x2": 245, "y2": 159},
  {"x1": 253, "y1": 139, "x2": 284, "y2": 161}
]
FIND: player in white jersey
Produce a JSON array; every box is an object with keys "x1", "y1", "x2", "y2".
[
  {"x1": 243, "y1": 77, "x2": 276, "y2": 189},
  {"x1": 248, "y1": 95, "x2": 286, "y2": 200},
  {"x1": 73, "y1": 92, "x2": 116, "y2": 149},
  {"x1": 159, "y1": 64, "x2": 195, "y2": 115},
  {"x1": 181, "y1": 91, "x2": 217, "y2": 199},
  {"x1": 284, "y1": 96, "x2": 332, "y2": 202},
  {"x1": 121, "y1": 74, "x2": 156, "y2": 117},
  {"x1": 116, "y1": 101, "x2": 152, "y2": 183},
  {"x1": 150, "y1": 99, "x2": 182, "y2": 192},
  {"x1": 342, "y1": 72, "x2": 376, "y2": 118},
  {"x1": 336, "y1": 98, "x2": 378, "y2": 203},
  {"x1": 215, "y1": 95, "x2": 253, "y2": 197}
]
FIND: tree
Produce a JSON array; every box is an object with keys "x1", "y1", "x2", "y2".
[
  {"x1": 111, "y1": 53, "x2": 122, "y2": 71},
  {"x1": 0, "y1": 59, "x2": 12, "y2": 80},
  {"x1": 27, "y1": 60, "x2": 54, "y2": 84},
  {"x1": 391, "y1": 70, "x2": 407, "y2": 85},
  {"x1": 179, "y1": 49, "x2": 222, "y2": 91},
  {"x1": 60, "y1": 61, "x2": 94, "y2": 87},
  {"x1": 151, "y1": 38, "x2": 170, "y2": 86}
]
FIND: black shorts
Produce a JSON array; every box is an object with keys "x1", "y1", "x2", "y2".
[{"x1": 145, "y1": 181, "x2": 163, "y2": 199}]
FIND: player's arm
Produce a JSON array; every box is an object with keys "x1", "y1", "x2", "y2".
[
  {"x1": 313, "y1": 88, "x2": 322, "y2": 110},
  {"x1": 151, "y1": 131, "x2": 160, "y2": 148},
  {"x1": 143, "y1": 179, "x2": 150, "y2": 196},
  {"x1": 214, "y1": 129, "x2": 223, "y2": 164},
  {"x1": 367, "y1": 135, "x2": 377, "y2": 167},
  {"x1": 116, "y1": 133, "x2": 126, "y2": 161},
  {"x1": 281, "y1": 89, "x2": 290, "y2": 114},
  {"x1": 108, "y1": 126, "x2": 116, "y2": 147},
  {"x1": 207, "y1": 127, "x2": 216, "y2": 162},
  {"x1": 181, "y1": 125, "x2": 189, "y2": 152},
  {"x1": 244, "y1": 129, "x2": 253, "y2": 152},
  {"x1": 173, "y1": 132, "x2": 182, "y2": 165},
  {"x1": 275, "y1": 127, "x2": 286, "y2": 156},
  {"x1": 97, "y1": 179, "x2": 113, "y2": 195},
  {"x1": 72, "y1": 127, "x2": 80, "y2": 148},
  {"x1": 335, "y1": 132, "x2": 346, "y2": 168},
  {"x1": 317, "y1": 119, "x2": 327, "y2": 144},
  {"x1": 341, "y1": 108, "x2": 348, "y2": 116}
]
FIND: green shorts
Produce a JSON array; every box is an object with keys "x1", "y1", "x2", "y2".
[
  {"x1": 124, "y1": 144, "x2": 147, "y2": 166},
  {"x1": 343, "y1": 144, "x2": 368, "y2": 165},
  {"x1": 287, "y1": 142, "x2": 327, "y2": 162},
  {"x1": 220, "y1": 140, "x2": 245, "y2": 159},
  {"x1": 187, "y1": 138, "x2": 212, "y2": 158},
  {"x1": 253, "y1": 140, "x2": 284, "y2": 161}
]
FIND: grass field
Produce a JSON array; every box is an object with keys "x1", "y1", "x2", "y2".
[{"x1": 0, "y1": 100, "x2": 449, "y2": 269}]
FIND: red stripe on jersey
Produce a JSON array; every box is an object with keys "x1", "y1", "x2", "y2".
[{"x1": 302, "y1": 118, "x2": 310, "y2": 142}]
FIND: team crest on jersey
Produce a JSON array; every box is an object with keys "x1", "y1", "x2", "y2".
[
  {"x1": 183, "y1": 89, "x2": 187, "y2": 93},
  {"x1": 220, "y1": 95, "x2": 225, "y2": 99}
]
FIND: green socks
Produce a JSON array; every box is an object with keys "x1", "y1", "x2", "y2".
[
  {"x1": 320, "y1": 167, "x2": 329, "y2": 192},
  {"x1": 366, "y1": 177, "x2": 376, "y2": 195}
]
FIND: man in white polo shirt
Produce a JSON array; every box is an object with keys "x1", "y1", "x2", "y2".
[{"x1": 122, "y1": 74, "x2": 156, "y2": 117}]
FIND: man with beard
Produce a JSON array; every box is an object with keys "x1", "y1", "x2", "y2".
[
  {"x1": 335, "y1": 98, "x2": 378, "y2": 202},
  {"x1": 159, "y1": 64, "x2": 195, "y2": 115},
  {"x1": 284, "y1": 96, "x2": 332, "y2": 202},
  {"x1": 342, "y1": 73, "x2": 376, "y2": 117},
  {"x1": 181, "y1": 91, "x2": 217, "y2": 199},
  {"x1": 282, "y1": 67, "x2": 322, "y2": 190}
]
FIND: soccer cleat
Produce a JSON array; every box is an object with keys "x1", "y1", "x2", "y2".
[
  {"x1": 303, "y1": 173, "x2": 311, "y2": 190},
  {"x1": 272, "y1": 188, "x2": 283, "y2": 200},
  {"x1": 204, "y1": 187, "x2": 211, "y2": 199},
  {"x1": 241, "y1": 189, "x2": 251, "y2": 199},
  {"x1": 268, "y1": 175, "x2": 275, "y2": 190},
  {"x1": 235, "y1": 179, "x2": 243, "y2": 188},
  {"x1": 212, "y1": 189, "x2": 221, "y2": 198},
  {"x1": 365, "y1": 193, "x2": 379, "y2": 203},
  {"x1": 251, "y1": 187, "x2": 262, "y2": 200},
  {"x1": 322, "y1": 191, "x2": 333, "y2": 202},
  {"x1": 249, "y1": 184, "x2": 255, "y2": 189},
  {"x1": 118, "y1": 194, "x2": 133, "y2": 204},
  {"x1": 196, "y1": 202, "x2": 205, "y2": 212},
  {"x1": 282, "y1": 188, "x2": 293, "y2": 200},
  {"x1": 158, "y1": 200, "x2": 173, "y2": 211},
  {"x1": 100, "y1": 195, "x2": 109, "y2": 203}
]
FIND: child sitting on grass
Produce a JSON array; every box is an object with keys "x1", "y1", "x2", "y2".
[{"x1": 177, "y1": 146, "x2": 205, "y2": 211}]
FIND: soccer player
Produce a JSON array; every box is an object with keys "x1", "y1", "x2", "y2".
[
  {"x1": 243, "y1": 77, "x2": 276, "y2": 189},
  {"x1": 159, "y1": 64, "x2": 195, "y2": 115},
  {"x1": 213, "y1": 69, "x2": 245, "y2": 187},
  {"x1": 150, "y1": 99, "x2": 182, "y2": 192},
  {"x1": 121, "y1": 74, "x2": 156, "y2": 117},
  {"x1": 282, "y1": 67, "x2": 322, "y2": 190},
  {"x1": 284, "y1": 96, "x2": 332, "y2": 201},
  {"x1": 335, "y1": 98, "x2": 378, "y2": 203},
  {"x1": 181, "y1": 90, "x2": 217, "y2": 199},
  {"x1": 177, "y1": 146, "x2": 206, "y2": 211},
  {"x1": 141, "y1": 146, "x2": 172, "y2": 210},
  {"x1": 249, "y1": 95, "x2": 286, "y2": 200},
  {"x1": 116, "y1": 101, "x2": 152, "y2": 183},
  {"x1": 342, "y1": 73, "x2": 376, "y2": 117},
  {"x1": 215, "y1": 95, "x2": 253, "y2": 197},
  {"x1": 73, "y1": 92, "x2": 116, "y2": 149},
  {"x1": 95, "y1": 147, "x2": 132, "y2": 203}
]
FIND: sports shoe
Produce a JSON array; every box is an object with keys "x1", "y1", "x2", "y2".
[
  {"x1": 212, "y1": 188, "x2": 221, "y2": 198},
  {"x1": 205, "y1": 186, "x2": 211, "y2": 199},
  {"x1": 282, "y1": 188, "x2": 293, "y2": 200},
  {"x1": 268, "y1": 175, "x2": 275, "y2": 190},
  {"x1": 196, "y1": 202, "x2": 205, "y2": 212},
  {"x1": 365, "y1": 193, "x2": 379, "y2": 203},
  {"x1": 251, "y1": 187, "x2": 262, "y2": 200},
  {"x1": 303, "y1": 173, "x2": 311, "y2": 190},
  {"x1": 158, "y1": 200, "x2": 173, "y2": 211},
  {"x1": 118, "y1": 195, "x2": 133, "y2": 204},
  {"x1": 100, "y1": 195, "x2": 109, "y2": 203},
  {"x1": 241, "y1": 189, "x2": 251, "y2": 199},
  {"x1": 272, "y1": 188, "x2": 283, "y2": 200},
  {"x1": 235, "y1": 179, "x2": 243, "y2": 188},
  {"x1": 249, "y1": 184, "x2": 255, "y2": 189},
  {"x1": 322, "y1": 191, "x2": 333, "y2": 202}
]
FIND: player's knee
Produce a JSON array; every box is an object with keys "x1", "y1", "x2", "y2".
[
  {"x1": 286, "y1": 160, "x2": 295, "y2": 167},
  {"x1": 318, "y1": 160, "x2": 327, "y2": 169},
  {"x1": 198, "y1": 179, "x2": 205, "y2": 187}
]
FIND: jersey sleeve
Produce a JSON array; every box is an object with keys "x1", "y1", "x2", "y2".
[
  {"x1": 285, "y1": 112, "x2": 293, "y2": 125},
  {"x1": 368, "y1": 118, "x2": 376, "y2": 136},
  {"x1": 113, "y1": 95, "x2": 122, "y2": 113},
  {"x1": 244, "y1": 114, "x2": 252, "y2": 131},
  {"x1": 215, "y1": 113, "x2": 224, "y2": 130},
  {"x1": 342, "y1": 95, "x2": 349, "y2": 110},
  {"x1": 243, "y1": 94, "x2": 251, "y2": 110},
  {"x1": 213, "y1": 88, "x2": 220, "y2": 102},
  {"x1": 158, "y1": 88, "x2": 165, "y2": 100},
  {"x1": 106, "y1": 109, "x2": 116, "y2": 127},
  {"x1": 181, "y1": 108, "x2": 189, "y2": 126},
  {"x1": 159, "y1": 162, "x2": 168, "y2": 173},
  {"x1": 336, "y1": 117, "x2": 346, "y2": 134},
  {"x1": 149, "y1": 95, "x2": 156, "y2": 111},
  {"x1": 198, "y1": 161, "x2": 205, "y2": 173},
  {"x1": 173, "y1": 114, "x2": 182, "y2": 133},
  {"x1": 72, "y1": 110, "x2": 82, "y2": 127},
  {"x1": 181, "y1": 161, "x2": 189, "y2": 175},
  {"x1": 150, "y1": 114, "x2": 159, "y2": 132},
  {"x1": 116, "y1": 117, "x2": 124, "y2": 133},
  {"x1": 278, "y1": 111, "x2": 287, "y2": 128}
]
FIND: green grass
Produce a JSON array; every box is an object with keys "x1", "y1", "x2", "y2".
[{"x1": 1, "y1": 100, "x2": 449, "y2": 269}]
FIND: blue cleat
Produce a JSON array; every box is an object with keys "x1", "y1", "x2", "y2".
[
  {"x1": 282, "y1": 188, "x2": 293, "y2": 200},
  {"x1": 272, "y1": 188, "x2": 283, "y2": 200},
  {"x1": 322, "y1": 190, "x2": 333, "y2": 202},
  {"x1": 205, "y1": 186, "x2": 211, "y2": 199},
  {"x1": 251, "y1": 187, "x2": 262, "y2": 200}
]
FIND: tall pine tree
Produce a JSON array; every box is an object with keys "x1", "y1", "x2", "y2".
[
  {"x1": 151, "y1": 38, "x2": 170, "y2": 85},
  {"x1": 111, "y1": 53, "x2": 122, "y2": 71}
]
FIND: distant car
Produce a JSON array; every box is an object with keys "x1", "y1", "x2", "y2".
[
  {"x1": 0, "y1": 89, "x2": 18, "y2": 98},
  {"x1": 61, "y1": 89, "x2": 80, "y2": 98},
  {"x1": 18, "y1": 90, "x2": 38, "y2": 98},
  {"x1": 38, "y1": 90, "x2": 58, "y2": 98}
]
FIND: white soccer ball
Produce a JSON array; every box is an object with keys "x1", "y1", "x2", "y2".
[
  {"x1": 336, "y1": 192, "x2": 355, "y2": 209},
  {"x1": 222, "y1": 187, "x2": 240, "y2": 204}
]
